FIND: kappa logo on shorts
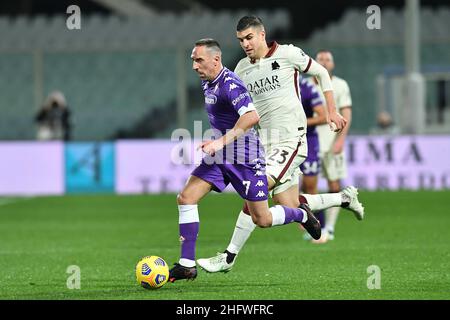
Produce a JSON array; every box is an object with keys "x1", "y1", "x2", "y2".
[
  {"x1": 254, "y1": 170, "x2": 264, "y2": 176},
  {"x1": 255, "y1": 180, "x2": 265, "y2": 187},
  {"x1": 256, "y1": 191, "x2": 266, "y2": 198},
  {"x1": 254, "y1": 163, "x2": 262, "y2": 169}
]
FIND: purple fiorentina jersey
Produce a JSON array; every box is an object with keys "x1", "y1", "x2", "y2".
[
  {"x1": 192, "y1": 67, "x2": 268, "y2": 201},
  {"x1": 202, "y1": 67, "x2": 263, "y2": 164},
  {"x1": 299, "y1": 77, "x2": 323, "y2": 137},
  {"x1": 202, "y1": 67, "x2": 253, "y2": 133}
]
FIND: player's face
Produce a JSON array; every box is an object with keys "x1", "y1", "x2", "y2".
[
  {"x1": 237, "y1": 27, "x2": 265, "y2": 59},
  {"x1": 191, "y1": 46, "x2": 218, "y2": 81},
  {"x1": 316, "y1": 52, "x2": 335, "y2": 74}
]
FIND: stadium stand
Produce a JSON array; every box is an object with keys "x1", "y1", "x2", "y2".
[
  {"x1": 0, "y1": 9, "x2": 290, "y2": 140},
  {"x1": 0, "y1": 6, "x2": 449, "y2": 139},
  {"x1": 304, "y1": 6, "x2": 450, "y2": 132}
]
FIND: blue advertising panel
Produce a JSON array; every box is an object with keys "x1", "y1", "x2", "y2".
[{"x1": 65, "y1": 142, "x2": 115, "y2": 193}]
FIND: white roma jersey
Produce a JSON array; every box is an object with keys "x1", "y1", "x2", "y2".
[
  {"x1": 234, "y1": 42, "x2": 312, "y2": 146},
  {"x1": 312, "y1": 75, "x2": 352, "y2": 154}
]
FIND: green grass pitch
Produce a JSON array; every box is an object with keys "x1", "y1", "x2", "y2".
[{"x1": 0, "y1": 191, "x2": 449, "y2": 300}]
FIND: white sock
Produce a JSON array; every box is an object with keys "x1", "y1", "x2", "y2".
[
  {"x1": 325, "y1": 206, "x2": 340, "y2": 233},
  {"x1": 302, "y1": 193, "x2": 341, "y2": 211},
  {"x1": 270, "y1": 205, "x2": 286, "y2": 226},
  {"x1": 226, "y1": 211, "x2": 256, "y2": 254},
  {"x1": 179, "y1": 258, "x2": 196, "y2": 267},
  {"x1": 178, "y1": 204, "x2": 199, "y2": 223}
]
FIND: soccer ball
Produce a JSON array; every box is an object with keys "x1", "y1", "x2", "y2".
[{"x1": 135, "y1": 256, "x2": 169, "y2": 289}]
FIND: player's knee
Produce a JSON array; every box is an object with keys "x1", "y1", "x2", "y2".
[
  {"x1": 328, "y1": 181, "x2": 341, "y2": 193},
  {"x1": 176, "y1": 193, "x2": 185, "y2": 205},
  {"x1": 177, "y1": 191, "x2": 195, "y2": 205},
  {"x1": 329, "y1": 186, "x2": 340, "y2": 193},
  {"x1": 303, "y1": 185, "x2": 316, "y2": 195}
]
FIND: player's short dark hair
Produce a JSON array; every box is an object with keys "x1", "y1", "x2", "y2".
[
  {"x1": 236, "y1": 16, "x2": 264, "y2": 32},
  {"x1": 316, "y1": 49, "x2": 332, "y2": 55},
  {"x1": 195, "y1": 38, "x2": 221, "y2": 53},
  {"x1": 316, "y1": 49, "x2": 334, "y2": 61}
]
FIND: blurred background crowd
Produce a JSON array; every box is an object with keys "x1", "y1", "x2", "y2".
[{"x1": 0, "y1": 0, "x2": 449, "y2": 142}]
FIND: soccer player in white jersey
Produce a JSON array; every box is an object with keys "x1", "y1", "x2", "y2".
[
  {"x1": 312, "y1": 50, "x2": 354, "y2": 242},
  {"x1": 197, "y1": 16, "x2": 364, "y2": 273}
]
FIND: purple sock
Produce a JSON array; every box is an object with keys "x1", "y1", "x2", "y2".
[
  {"x1": 179, "y1": 222, "x2": 199, "y2": 261},
  {"x1": 315, "y1": 210, "x2": 325, "y2": 227},
  {"x1": 282, "y1": 206, "x2": 305, "y2": 224}
]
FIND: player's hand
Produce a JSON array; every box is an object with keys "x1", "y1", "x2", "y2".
[
  {"x1": 198, "y1": 140, "x2": 213, "y2": 155},
  {"x1": 328, "y1": 112, "x2": 347, "y2": 132},
  {"x1": 199, "y1": 140, "x2": 223, "y2": 156}
]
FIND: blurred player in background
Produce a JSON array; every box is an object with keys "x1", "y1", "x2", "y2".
[
  {"x1": 297, "y1": 77, "x2": 329, "y2": 243},
  {"x1": 197, "y1": 16, "x2": 364, "y2": 273},
  {"x1": 169, "y1": 39, "x2": 321, "y2": 282},
  {"x1": 312, "y1": 50, "x2": 353, "y2": 242}
]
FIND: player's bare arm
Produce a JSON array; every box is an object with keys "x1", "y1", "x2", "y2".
[
  {"x1": 305, "y1": 59, "x2": 347, "y2": 131},
  {"x1": 332, "y1": 106, "x2": 352, "y2": 154},
  {"x1": 307, "y1": 104, "x2": 327, "y2": 127},
  {"x1": 324, "y1": 91, "x2": 347, "y2": 132}
]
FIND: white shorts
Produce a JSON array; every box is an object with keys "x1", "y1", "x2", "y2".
[
  {"x1": 265, "y1": 136, "x2": 307, "y2": 196},
  {"x1": 321, "y1": 151, "x2": 347, "y2": 181}
]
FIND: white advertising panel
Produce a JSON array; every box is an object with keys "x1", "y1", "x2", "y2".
[
  {"x1": 116, "y1": 136, "x2": 450, "y2": 193},
  {"x1": 0, "y1": 142, "x2": 64, "y2": 195}
]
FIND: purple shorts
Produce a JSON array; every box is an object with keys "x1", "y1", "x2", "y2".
[
  {"x1": 191, "y1": 156, "x2": 268, "y2": 201},
  {"x1": 300, "y1": 134, "x2": 320, "y2": 176}
]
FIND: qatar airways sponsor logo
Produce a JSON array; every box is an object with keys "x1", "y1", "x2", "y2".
[
  {"x1": 205, "y1": 94, "x2": 217, "y2": 104},
  {"x1": 232, "y1": 92, "x2": 250, "y2": 106},
  {"x1": 246, "y1": 75, "x2": 281, "y2": 95}
]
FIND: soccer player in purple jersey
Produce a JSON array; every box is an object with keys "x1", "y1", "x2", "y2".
[
  {"x1": 168, "y1": 39, "x2": 320, "y2": 282},
  {"x1": 298, "y1": 77, "x2": 328, "y2": 243}
]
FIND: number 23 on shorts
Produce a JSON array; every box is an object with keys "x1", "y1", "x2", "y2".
[{"x1": 268, "y1": 148, "x2": 289, "y2": 164}]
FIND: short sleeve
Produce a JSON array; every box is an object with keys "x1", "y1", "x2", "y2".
[
  {"x1": 227, "y1": 81, "x2": 256, "y2": 116},
  {"x1": 287, "y1": 45, "x2": 312, "y2": 73}
]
